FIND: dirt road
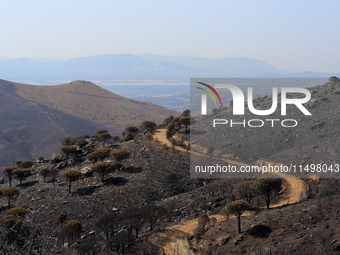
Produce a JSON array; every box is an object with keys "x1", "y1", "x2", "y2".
[
  {"x1": 152, "y1": 129, "x2": 309, "y2": 255},
  {"x1": 153, "y1": 129, "x2": 246, "y2": 167},
  {"x1": 153, "y1": 129, "x2": 184, "y2": 151}
]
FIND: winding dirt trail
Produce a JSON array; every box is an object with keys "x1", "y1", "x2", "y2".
[
  {"x1": 152, "y1": 129, "x2": 309, "y2": 255},
  {"x1": 153, "y1": 129, "x2": 182, "y2": 151},
  {"x1": 153, "y1": 129, "x2": 246, "y2": 167}
]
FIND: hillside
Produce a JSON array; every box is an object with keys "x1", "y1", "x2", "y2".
[
  {"x1": 0, "y1": 79, "x2": 120, "y2": 168},
  {"x1": 14, "y1": 80, "x2": 178, "y2": 129},
  {"x1": 191, "y1": 77, "x2": 340, "y2": 178},
  {"x1": 0, "y1": 117, "x2": 338, "y2": 254},
  {"x1": 0, "y1": 128, "x2": 240, "y2": 254},
  {"x1": 0, "y1": 78, "x2": 176, "y2": 167},
  {"x1": 0, "y1": 78, "x2": 339, "y2": 254}
]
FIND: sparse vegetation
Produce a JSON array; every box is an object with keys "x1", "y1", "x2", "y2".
[
  {"x1": 1, "y1": 187, "x2": 19, "y2": 208},
  {"x1": 180, "y1": 116, "x2": 191, "y2": 133},
  {"x1": 141, "y1": 205, "x2": 166, "y2": 232},
  {"x1": 12, "y1": 168, "x2": 31, "y2": 185},
  {"x1": 60, "y1": 145, "x2": 77, "y2": 161},
  {"x1": 61, "y1": 170, "x2": 82, "y2": 193},
  {"x1": 40, "y1": 167, "x2": 50, "y2": 182},
  {"x1": 62, "y1": 220, "x2": 82, "y2": 244},
  {"x1": 0, "y1": 126, "x2": 335, "y2": 254},
  {"x1": 162, "y1": 115, "x2": 174, "y2": 127},
  {"x1": 166, "y1": 122, "x2": 176, "y2": 139},
  {"x1": 61, "y1": 136, "x2": 76, "y2": 146},
  {"x1": 112, "y1": 135, "x2": 120, "y2": 143},
  {"x1": 2, "y1": 166, "x2": 17, "y2": 187},
  {"x1": 16, "y1": 160, "x2": 33, "y2": 168},
  {"x1": 139, "y1": 120, "x2": 157, "y2": 132},
  {"x1": 98, "y1": 132, "x2": 112, "y2": 145},
  {"x1": 0, "y1": 78, "x2": 338, "y2": 254},
  {"x1": 124, "y1": 126, "x2": 139, "y2": 134},
  {"x1": 181, "y1": 109, "x2": 190, "y2": 116},
  {"x1": 253, "y1": 178, "x2": 283, "y2": 209},
  {"x1": 57, "y1": 213, "x2": 67, "y2": 225},
  {"x1": 122, "y1": 125, "x2": 139, "y2": 141},
  {"x1": 6, "y1": 206, "x2": 29, "y2": 217},
  {"x1": 233, "y1": 180, "x2": 257, "y2": 204},
  {"x1": 61, "y1": 135, "x2": 90, "y2": 147},
  {"x1": 110, "y1": 149, "x2": 130, "y2": 170},
  {"x1": 86, "y1": 148, "x2": 112, "y2": 162},
  {"x1": 93, "y1": 129, "x2": 108, "y2": 138},
  {"x1": 96, "y1": 213, "x2": 120, "y2": 239},
  {"x1": 91, "y1": 162, "x2": 116, "y2": 182},
  {"x1": 223, "y1": 200, "x2": 250, "y2": 233},
  {"x1": 50, "y1": 168, "x2": 58, "y2": 184}
]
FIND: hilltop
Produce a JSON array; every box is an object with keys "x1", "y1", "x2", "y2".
[
  {"x1": 0, "y1": 79, "x2": 118, "y2": 168},
  {"x1": 0, "y1": 79, "x2": 177, "y2": 167},
  {"x1": 14, "y1": 80, "x2": 177, "y2": 129}
]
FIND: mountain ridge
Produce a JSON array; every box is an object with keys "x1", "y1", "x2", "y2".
[
  {"x1": 0, "y1": 79, "x2": 177, "y2": 167},
  {"x1": 0, "y1": 79, "x2": 120, "y2": 167},
  {"x1": 14, "y1": 80, "x2": 178, "y2": 129},
  {"x1": 1, "y1": 54, "x2": 336, "y2": 82}
]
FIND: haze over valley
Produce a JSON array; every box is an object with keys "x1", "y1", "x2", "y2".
[
  {"x1": 0, "y1": 53, "x2": 337, "y2": 112},
  {"x1": 1, "y1": 1, "x2": 340, "y2": 254}
]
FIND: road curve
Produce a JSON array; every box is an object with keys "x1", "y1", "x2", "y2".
[{"x1": 152, "y1": 129, "x2": 309, "y2": 255}]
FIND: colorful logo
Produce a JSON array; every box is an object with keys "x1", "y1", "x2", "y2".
[
  {"x1": 196, "y1": 82, "x2": 223, "y2": 107},
  {"x1": 197, "y1": 82, "x2": 311, "y2": 116}
]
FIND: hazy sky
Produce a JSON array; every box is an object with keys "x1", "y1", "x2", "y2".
[{"x1": 1, "y1": 0, "x2": 340, "y2": 72}]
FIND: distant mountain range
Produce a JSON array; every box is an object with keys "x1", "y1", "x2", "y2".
[
  {"x1": 0, "y1": 79, "x2": 177, "y2": 167},
  {"x1": 0, "y1": 54, "x2": 337, "y2": 82}
]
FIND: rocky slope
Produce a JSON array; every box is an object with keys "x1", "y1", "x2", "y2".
[
  {"x1": 0, "y1": 131, "x2": 237, "y2": 254},
  {"x1": 191, "y1": 77, "x2": 340, "y2": 177}
]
